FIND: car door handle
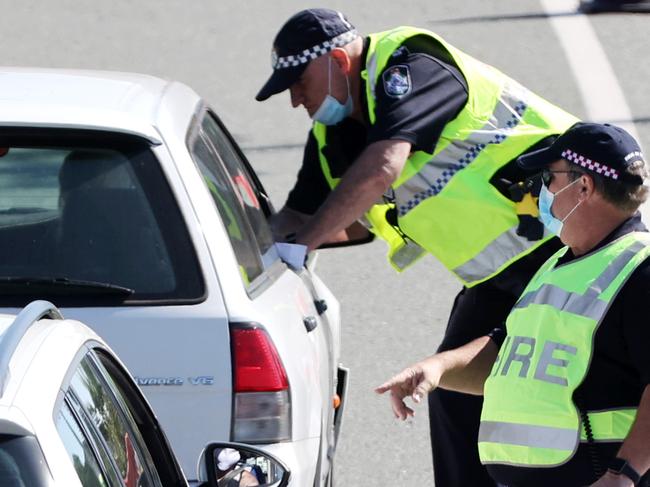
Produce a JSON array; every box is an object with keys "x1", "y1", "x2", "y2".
[
  {"x1": 314, "y1": 299, "x2": 328, "y2": 315},
  {"x1": 303, "y1": 316, "x2": 318, "y2": 332}
]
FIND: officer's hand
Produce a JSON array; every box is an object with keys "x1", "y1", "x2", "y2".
[
  {"x1": 269, "y1": 207, "x2": 309, "y2": 241},
  {"x1": 589, "y1": 472, "x2": 635, "y2": 487},
  {"x1": 375, "y1": 357, "x2": 442, "y2": 420}
]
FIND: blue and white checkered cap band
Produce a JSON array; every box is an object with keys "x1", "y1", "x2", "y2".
[
  {"x1": 272, "y1": 30, "x2": 359, "y2": 69},
  {"x1": 562, "y1": 149, "x2": 620, "y2": 180}
]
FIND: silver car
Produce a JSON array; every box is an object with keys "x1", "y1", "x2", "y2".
[{"x1": 0, "y1": 67, "x2": 348, "y2": 486}]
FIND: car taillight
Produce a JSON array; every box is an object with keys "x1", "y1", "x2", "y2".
[
  {"x1": 230, "y1": 323, "x2": 291, "y2": 443},
  {"x1": 232, "y1": 327, "x2": 288, "y2": 392}
]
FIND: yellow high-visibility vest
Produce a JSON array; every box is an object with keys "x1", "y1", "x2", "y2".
[
  {"x1": 313, "y1": 26, "x2": 578, "y2": 285},
  {"x1": 479, "y1": 232, "x2": 650, "y2": 466}
]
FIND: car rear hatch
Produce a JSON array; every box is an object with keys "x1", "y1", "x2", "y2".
[{"x1": 0, "y1": 127, "x2": 232, "y2": 479}]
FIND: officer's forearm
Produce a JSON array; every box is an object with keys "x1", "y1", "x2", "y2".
[
  {"x1": 437, "y1": 336, "x2": 499, "y2": 395},
  {"x1": 615, "y1": 385, "x2": 650, "y2": 478},
  {"x1": 296, "y1": 139, "x2": 410, "y2": 251}
]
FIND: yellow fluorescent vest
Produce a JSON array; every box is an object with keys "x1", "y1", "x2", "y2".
[
  {"x1": 313, "y1": 27, "x2": 578, "y2": 285},
  {"x1": 479, "y1": 232, "x2": 650, "y2": 467}
]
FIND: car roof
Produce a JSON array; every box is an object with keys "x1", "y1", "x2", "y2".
[
  {"x1": 0, "y1": 67, "x2": 202, "y2": 143},
  {"x1": 0, "y1": 303, "x2": 105, "y2": 434}
]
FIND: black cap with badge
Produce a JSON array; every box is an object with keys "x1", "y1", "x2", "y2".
[
  {"x1": 517, "y1": 122, "x2": 646, "y2": 185},
  {"x1": 255, "y1": 9, "x2": 359, "y2": 102}
]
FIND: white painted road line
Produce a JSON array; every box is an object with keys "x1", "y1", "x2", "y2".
[
  {"x1": 539, "y1": 0, "x2": 640, "y2": 142},
  {"x1": 540, "y1": 0, "x2": 649, "y2": 221}
]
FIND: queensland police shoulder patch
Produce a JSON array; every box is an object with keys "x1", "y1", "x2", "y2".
[{"x1": 382, "y1": 65, "x2": 411, "y2": 98}]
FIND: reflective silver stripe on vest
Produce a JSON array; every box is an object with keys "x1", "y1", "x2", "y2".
[
  {"x1": 479, "y1": 421, "x2": 576, "y2": 450},
  {"x1": 452, "y1": 224, "x2": 546, "y2": 283},
  {"x1": 391, "y1": 239, "x2": 427, "y2": 270},
  {"x1": 514, "y1": 240, "x2": 647, "y2": 318},
  {"x1": 395, "y1": 85, "x2": 529, "y2": 217},
  {"x1": 584, "y1": 240, "x2": 647, "y2": 295},
  {"x1": 514, "y1": 284, "x2": 608, "y2": 320},
  {"x1": 366, "y1": 51, "x2": 379, "y2": 101}
]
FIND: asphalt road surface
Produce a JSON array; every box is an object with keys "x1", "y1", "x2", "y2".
[{"x1": 1, "y1": 1, "x2": 648, "y2": 484}]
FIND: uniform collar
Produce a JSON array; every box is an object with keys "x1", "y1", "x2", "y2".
[{"x1": 599, "y1": 212, "x2": 647, "y2": 247}]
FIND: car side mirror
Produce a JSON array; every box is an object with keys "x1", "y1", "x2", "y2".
[{"x1": 197, "y1": 442, "x2": 290, "y2": 487}]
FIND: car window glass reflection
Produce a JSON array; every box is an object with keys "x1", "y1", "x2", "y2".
[
  {"x1": 69, "y1": 357, "x2": 160, "y2": 487},
  {"x1": 201, "y1": 115, "x2": 276, "y2": 257},
  {"x1": 191, "y1": 133, "x2": 265, "y2": 285},
  {"x1": 56, "y1": 402, "x2": 109, "y2": 487}
]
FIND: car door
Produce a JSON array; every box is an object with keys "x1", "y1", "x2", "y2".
[
  {"x1": 189, "y1": 110, "x2": 336, "y2": 482},
  {"x1": 56, "y1": 347, "x2": 187, "y2": 487}
]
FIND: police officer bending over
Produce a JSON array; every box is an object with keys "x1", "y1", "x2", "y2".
[
  {"x1": 256, "y1": 8, "x2": 577, "y2": 486},
  {"x1": 377, "y1": 123, "x2": 650, "y2": 487}
]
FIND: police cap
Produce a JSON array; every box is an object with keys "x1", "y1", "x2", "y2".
[
  {"x1": 517, "y1": 122, "x2": 646, "y2": 185},
  {"x1": 256, "y1": 9, "x2": 358, "y2": 101}
]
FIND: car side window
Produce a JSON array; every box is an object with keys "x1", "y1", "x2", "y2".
[
  {"x1": 200, "y1": 113, "x2": 276, "y2": 255},
  {"x1": 190, "y1": 125, "x2": 268, "y2": 285},
  {"x1": 68, "y1": 356, "x2": 162, "y2": 487},
  {"x1": 56, "y1": 402, "x2": 109, "y2": 487}
]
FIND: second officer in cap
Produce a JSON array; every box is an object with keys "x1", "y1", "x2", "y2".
[{"x1": 378, "y1": 122, "x2": 650, "y2": 486}]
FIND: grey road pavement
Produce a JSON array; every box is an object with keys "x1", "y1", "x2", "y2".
[{"x1": 1, "y1": 1, "x2": 648, "y2": 484}]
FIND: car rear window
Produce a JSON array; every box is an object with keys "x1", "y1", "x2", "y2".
[{"x1": 0, "y1": 128, "x2": 204, "y2": 306}]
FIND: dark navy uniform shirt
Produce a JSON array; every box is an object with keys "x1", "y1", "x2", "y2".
[{"x1": 488, "y1": 214, "x2": 650, "y2": 487}]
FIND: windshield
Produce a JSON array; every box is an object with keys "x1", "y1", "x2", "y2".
[
  {"x1": 0, "y1": 435, "x2": 52, "y2": 487},
  {"x1": 0, "y1": 128, "x2": 204, "y2": 306}
]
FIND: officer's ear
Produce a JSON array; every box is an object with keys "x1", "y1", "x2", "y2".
[
  {"x1": 578, "y1": 172, "x2": 595, "y2": 201},
  {"x1": 330, "y1": 48, "x2": 351, "y2": 75}
]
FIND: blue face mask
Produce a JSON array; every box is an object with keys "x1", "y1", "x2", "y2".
[
  {"x1": 538, "y1": 179, "x2": 582, "y2": 236},
  {"x1": 312, "y1": 56, "x2": 353, "y2": 126}
]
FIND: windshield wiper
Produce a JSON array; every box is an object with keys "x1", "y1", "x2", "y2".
[{"x1": 0, "y1": 277, "x2": 134, "y2": 296}]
